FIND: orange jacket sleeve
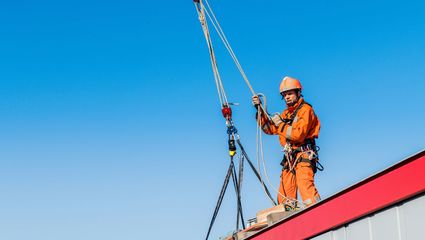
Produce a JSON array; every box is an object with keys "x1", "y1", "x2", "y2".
[{"x1": 256, "y1": 109, "x2": 279, "y2": 135}]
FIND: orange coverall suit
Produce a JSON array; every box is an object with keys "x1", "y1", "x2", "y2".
[{"x1": 258, "y1": 98, "x2": 321, "y2": 206}]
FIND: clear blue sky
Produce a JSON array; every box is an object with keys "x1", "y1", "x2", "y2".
[{"x1": 0, "y1": 0, "x2": 424, "y2": 239}]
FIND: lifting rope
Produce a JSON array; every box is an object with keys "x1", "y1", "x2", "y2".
[
  {"x1": 193, "y1": 0, "x2": 228, "y2": 106},
  {"x1": 202, "y1": 0, "x2": 255, "y2": 96}
]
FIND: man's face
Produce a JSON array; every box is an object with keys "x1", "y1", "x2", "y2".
[{"x1": 281, "y1": 90, "x2": 299, "y2": 106}]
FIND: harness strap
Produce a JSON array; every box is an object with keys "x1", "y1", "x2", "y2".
[{"x1": 282, "y1": 102, "x2": 305, "y2": 126}]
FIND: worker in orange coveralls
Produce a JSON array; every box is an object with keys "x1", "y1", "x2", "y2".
[{"x1": 252, "y1": 76, "x2": 322, "y2": 210}]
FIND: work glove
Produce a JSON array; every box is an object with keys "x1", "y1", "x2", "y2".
[
  {"x1": 271, "y1": 114, "x2": 283, "y2": 126},
  {"x1": 252, "y1": 95, "x2": 261, "y2": 107}
]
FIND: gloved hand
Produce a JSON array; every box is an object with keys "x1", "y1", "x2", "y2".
[
  {"x1": 271, "y1": 114, "x2": 283, "y2": 126},
  {"x1": 252, "y1": 95, "x2": 261, "y2": 106}
]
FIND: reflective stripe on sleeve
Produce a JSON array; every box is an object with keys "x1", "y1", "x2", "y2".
[{"x1": 286, "y1": 126, "x2": 292, "y2": 140}]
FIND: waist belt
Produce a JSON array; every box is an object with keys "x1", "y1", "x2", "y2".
[{"x1": 294, "y1": 139, "x2": 317, "y2": 153}]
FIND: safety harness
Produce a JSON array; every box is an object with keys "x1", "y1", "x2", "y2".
[{"x1": 279, "y1": 101, "x2": 324, "y2": 174}]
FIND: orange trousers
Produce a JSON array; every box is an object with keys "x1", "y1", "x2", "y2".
[{"x1": 278, "y1": 161, "x2": 321, "y2": 206}]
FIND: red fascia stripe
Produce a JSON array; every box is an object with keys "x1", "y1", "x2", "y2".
[{"x1": 249, "y1": 151, "x2": 425, "y2": 240}]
